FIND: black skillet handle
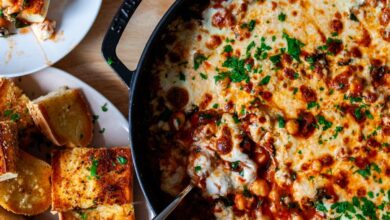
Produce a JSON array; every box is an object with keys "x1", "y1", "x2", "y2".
[{"x1": 102, "y1": 0, "x2": 142, "y2": 86}]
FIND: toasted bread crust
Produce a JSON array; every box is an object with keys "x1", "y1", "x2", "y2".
[
  {"x1": 28, "y1": 88, "x2": 93, "y2": 148},
  {"x1": 0, "y1": 121, "x2": 18, "y2": 182},
  {"x1": 52, "y1": 147, "x2": 132, "y2": 212},
  {"x1": 0, "y1": 151, "x2": 51, "y2": 215},
  {"x1": 0, "y1": 207, "x2": 26, "y2": 220},
  {"x1": 0, "y1": 79, "x2": 35, "y2": 131},
  {"x1": 59, "y1": 204, "x2": 135, "y2": 220}
]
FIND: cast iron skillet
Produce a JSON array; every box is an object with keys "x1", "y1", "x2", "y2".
[{"x1": 102, "y1": 0, "x2": 211, "y2": 218}]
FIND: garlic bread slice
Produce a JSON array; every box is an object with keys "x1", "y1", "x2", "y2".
[
  {"x1": 0, "y1": 150, "x2": 51, "y2": 215},
  {"x1": 27, "y1": 87, "x2": 93, "y2": 148}
]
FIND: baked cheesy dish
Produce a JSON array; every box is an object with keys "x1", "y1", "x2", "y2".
[
  {"x1": 0, "y1": 0, "x2": 55, "y2": 40},
  {"x1": 149, "y1": 0, "x2": 390, "y2": 219}
]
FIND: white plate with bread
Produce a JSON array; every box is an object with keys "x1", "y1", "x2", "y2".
[
  {"x1": 0, "y1": 67, "x2": 151, "y2": 219},
  {"x1": 0, "y1": 0, "x2": 102, "y2": 77}
]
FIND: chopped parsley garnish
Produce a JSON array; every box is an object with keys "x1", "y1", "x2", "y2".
[
  {"x1": 241, "y1": 20, "x2": 256, "y2": 31},
  {"x1": 223, "y1": 45, "x2": 233, "y2": 53},
  {"x1": 277, "y1": 115, "x2": 285, "y2": 128},
  {"x1": 333, "y1": 126, "x2": 343, "y2": 138},
  {"x1": 248, "y1": 20, "x2": 256, "y2": 31},
  {"x1": 0, "y1": 9, "x2": 3, "y2": 17},
  {"x1": 365, "y1": 110, "x2": 374, "y2": 120},
  {"x1": 4, "y1": 110, "x2": 20, "y2": 122},
  {"x1": 331, "y1": 201, "x2": 356, "y2": 214},
  {"x1": 327, "y1": 37, "x2": 342, "y2": 44},
  {"x1": 317, "y1": 115, "x2": 332, "y2": 131},
  {"x1": 315, "y1": 201, "x2": 328, "y2": 212},
  {"x1": 283, "y1": 33, "x2": 304, "y2": 61},
  {"x1": 225, "y1": 38, "x2": 235, "y2": 43},
  {"x1": 278, "y1": 12, "x2": 286, "y2": 21},
  {"x1": 246, "y1": 41, "x2": 256, "y2": 57},
  {"x1": 350, "y1": 13, "x2": 359, "y2": 22},
  {"x1": 293, "y1": 87, "x2": 298, "y2": 95},
  {"x1": 199, "y1": 72, "x2": 208, "y2": 80},
  {"x1": 214, "y1": 72, "x2": 229, "y2": 83},
  {"x1": 90, "y1": 159, "x2": 99, "y2": 178},
  {"x1": 221, "y1": 56, "x2": 250, "y2": 83},
  {"x1": 259, "y1": 75, "x2": 271, "y2": 85},
  {"x1": 212, "y1": 103, "x2": 219, "y2": 109},
  {"x1": 101, "y1": 103, "x2": 108, "y2": 112},
  {"x1": 194, "y1": 166, "x2": 201, "y2": 173},
  {"x1": 307, "y1": 101, "x2": 319, "y2": 110},
  {"x1": 354, "y1": 104, "x2": 368, "y2": 120},
  {"x1": 269, "y1": 54, "x2": 282, "y2": 66},
  {"x1": 4, "y1": 109, "x2": 12, "y2": 117},
  {"x1": 231, "y1": 161, "x2": 240, "y2": 170},
  {"x1": 232, "y1": 114, "x2": 240, "y2": 123},
  {"x1": 79, "y1": 212, "x2": 87, "y2": 220},
  {"x1": 117, "y1": 156, "x2": 128, "y2": 165},
  {"x1": 344, "y1": 95, "x2": 363, "y2": 103},
  {"x1": 179, "y1": 72, "x2": 186, "y2": 81},
  {"x1": 254, "y1": 37, "x2": 272, "y2": 60},
  {"x1": 107, "y1": 57, "x2": 114, "y2": 65},
  {"x1": 193, "y1": 53, "x2": 207, "y2": 70},
  {"x1": 356, "y1": 163, "x2": 381, "y2": 178},
  {"x1": 10, "y1": 113, "x2": 20, "y2": 122}
]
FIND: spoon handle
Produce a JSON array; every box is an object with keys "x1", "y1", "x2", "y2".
[{"x1": 152, "y1": 185, "x2": 193, "y2": 220}]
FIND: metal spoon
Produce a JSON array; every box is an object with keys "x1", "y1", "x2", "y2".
[{"x1": 152, "y1": 184, "x2": 194, "y2": 220}]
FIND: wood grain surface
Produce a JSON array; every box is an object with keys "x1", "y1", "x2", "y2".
[{"x1": 55, "y1": 0, "x2": 174, "y2": 115}]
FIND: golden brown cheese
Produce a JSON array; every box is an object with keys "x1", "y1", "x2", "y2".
[
  {"x1": 51, "y1": 147, "x2": 133, "y2": 212},
  {"x1": 150, "y1": 0, "x2": 390, "y2": 219}
]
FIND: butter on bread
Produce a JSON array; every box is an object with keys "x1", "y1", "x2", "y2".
[
  {"x1": 0, "y1": 121, "x2": 18, "y2": 182},
  {"x1": 52, "y1": 147, "x2": 133, "y2": 213},
  {"x1": 59, "y1": 204, "x2": 134, "y2": 220},
  {"x1": 27, "y1": 87, "x2": 93, "y2": 148},
  {"x1": 0, "y1": 150, "x2": 51, "y2": 215}
]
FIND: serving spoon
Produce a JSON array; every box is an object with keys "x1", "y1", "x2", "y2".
[{"x1": 152, "y1": 184, "x2": 194, "y2": 220}]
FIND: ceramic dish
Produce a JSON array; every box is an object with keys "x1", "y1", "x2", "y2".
[
  {"x1": 0, "y1": 0, "x2": 102, "y2": 77},
  {"x1": 13, "y1": 67, "x2": 152, "y2": 220}
]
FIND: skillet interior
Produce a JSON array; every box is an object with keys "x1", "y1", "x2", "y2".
[{"x1": 128, "y1": 0, "x2": 213, "y2": 218}]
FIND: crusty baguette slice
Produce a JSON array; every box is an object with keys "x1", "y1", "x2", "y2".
[
  {"x1": 52, "y1": 147, "x2": 132, "y2": 212},
  {"x1": 27, "y1": 87, "x2": 93, "y2": 148},
  {"x1": 59, "y1": 204, "x2": 134, "y2": 220},
  {"x1": 18, "y1": 0, "x2": 50, "y2": 23},
  {"x1": 0, "y1": 207, "x2": 26, "y2": 220},
  {"x1": 0, "y1": 150, "x2": 51, "y2": 215},
  {"x1": 0, "y1": 78, "x2": 35, "y2": 131},
  {"x1": 0, "y1": 121, "x2": 18, "y2": 182}
]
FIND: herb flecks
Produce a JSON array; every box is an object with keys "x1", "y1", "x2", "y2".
[
  {"x1": 220, "y1": 56, "x2": 250, "y2": 83},
  {"x1": 193, "y1": 53, "x2": 208, "y2": 70},
  {"x1": 117, "y1": 156, "x2": 128, "y2": 165},
  {"x1": 283, "y1": 33, "x2": 304, "y2": 61}
]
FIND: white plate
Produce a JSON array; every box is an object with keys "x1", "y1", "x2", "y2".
[
  {"x1": 0, "y1": 0, "x2": 102, "y2": 77},
  {"x1": 12, "y1": 67, "x2": 152, "y2": 220}
]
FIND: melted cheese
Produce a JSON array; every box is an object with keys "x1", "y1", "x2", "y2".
[{"x1": 152, "y1": 0, "x2": 390, "y2": 219}]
